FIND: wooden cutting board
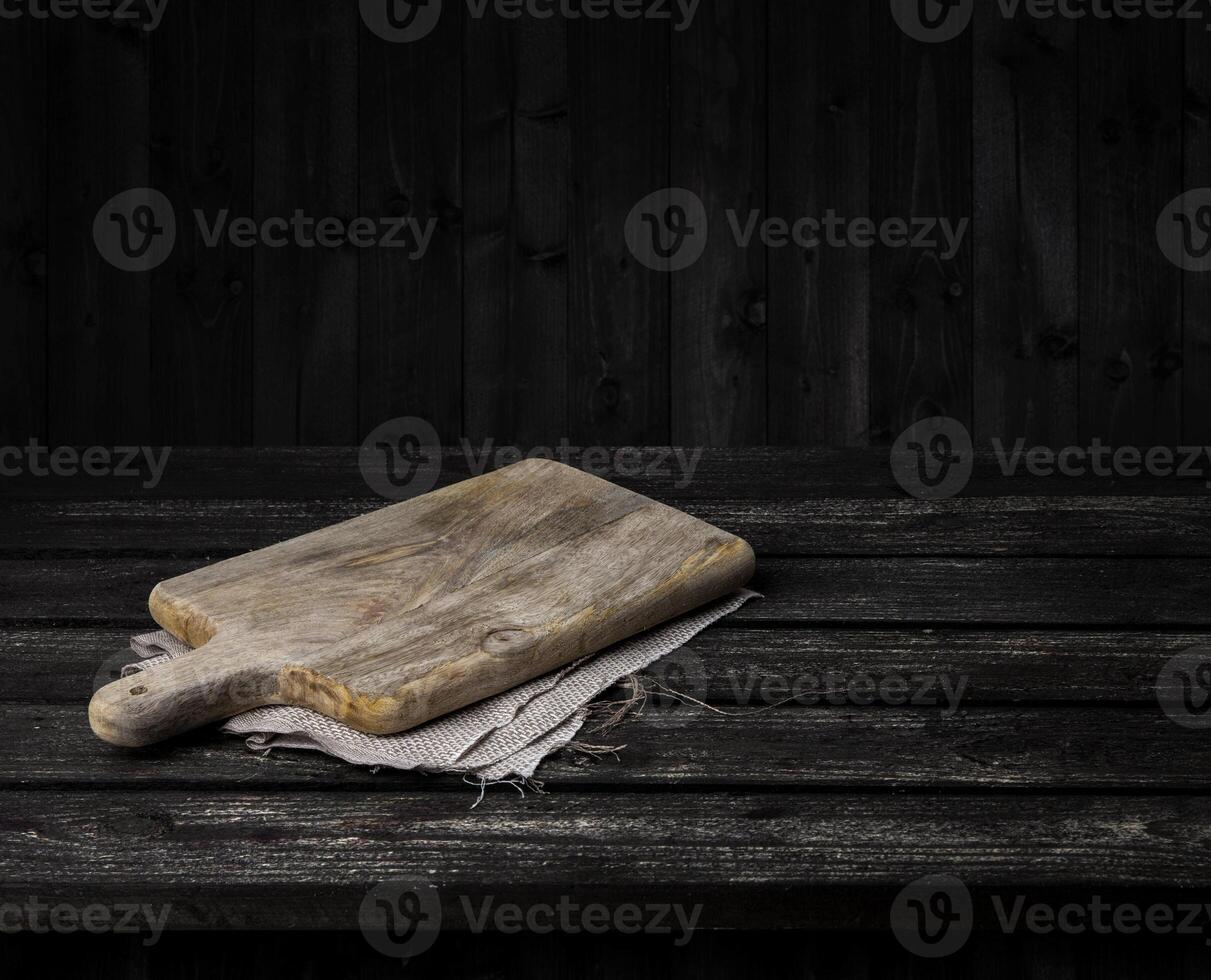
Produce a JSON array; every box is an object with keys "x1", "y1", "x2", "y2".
[{"x1": 89, "y1": 458, "x2": 755, "y2": 747}]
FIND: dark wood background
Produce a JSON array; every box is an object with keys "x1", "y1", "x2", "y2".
[{"x1": 3, "y1": 0, "x2": 1207, "y2": 449}]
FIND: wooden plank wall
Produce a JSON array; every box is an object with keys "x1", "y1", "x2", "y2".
[{"x1": 3, "y1": 0, "x2": 1203, "y2": 448}]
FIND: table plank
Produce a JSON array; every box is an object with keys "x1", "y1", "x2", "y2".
[
  {"x1": 4, "y1": 447, "x2": 1211, "y2": 501},
  {"x1": 7, "y1": 494, "x2": 1211, "y2": 556},
  {"x1": 1, "y1": 791, "x2": 1210, "y2": 930},
  {"x1": 4, "y1": 625, "x2": 1195, "y2": 705},
  {"x1": 6, "y1": 556, "x2": 1210, "y2": 626},
  {"x1": 2, "y1": 703, "x2": 1205, "y2": 791}
]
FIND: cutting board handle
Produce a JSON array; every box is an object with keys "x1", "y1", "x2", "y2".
[{"x1": 88, "y1": 637, "x2": 276, "y2": 748}]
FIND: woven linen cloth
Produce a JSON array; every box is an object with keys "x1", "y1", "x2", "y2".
[{"x1": 123, "y1": 589, "x2": 758, "y2": 783}]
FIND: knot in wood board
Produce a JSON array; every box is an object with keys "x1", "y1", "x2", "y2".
[{"x1": 483, "y1": 628, "x2": 539, "y2": 657}]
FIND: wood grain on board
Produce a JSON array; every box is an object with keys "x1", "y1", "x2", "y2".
[
  {"x1": 47, "y1": 16, "x2": 153, "y2": 445},
  {"x1": 252, "y1": 0, "x2": 359, "y2": 445},
  {"x1": 767, "y1": 0, "x2": 871, "y2": 446},
  {"x1": 4, "y1": 447, "x2": 1211, "y2": 963},
  {"x1": 1183, "y1": 18, "x2": 1211, "y2": 447},
  {"x1": 670, "y1": 0, "x2": 767, "y2": 446},
  {"x1": 463, "y1": 14, "x2": 569, "y2": 445},
  {"x1": 0, "y1": 16, "x2": 47, "y2": 447},
  {"x1": 973, "y1": 4, "x2": 1078, "y2": 447},
  {"x1": 1078, "y1": 16, "x2": 1182, "y2": 446},
  {"x1": 568, "y1": 14, "x2": 670, "y2": 446},
  {"x1": 2, "y1": 791, "x2": 1211, "y2": 929},
  {"x1": 358, "y1": 2, "x2": 462, "y2": 442},
  {"x1": 7, "y1": 624, "x2": 1207, "y2": 706},
  {"x1": 21, "y1": 554, "x2": 1211, "y2": 626},
  {"x1": 85, "y1": 459, "x2": 754, "y2": 746},
  {"x1": 10, "y1": 487, "x2": 1211, "y2": 555},
  {"x1": 150, "y1": 0, "x2": 253, "y2": 445},
  {"x1": 870, "y1": 7, "x2": 972, "y2": 443}
]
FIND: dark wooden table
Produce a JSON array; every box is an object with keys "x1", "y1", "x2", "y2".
[{"x1": 4, "y1": 448, "x2": 1211, "y2": 976}]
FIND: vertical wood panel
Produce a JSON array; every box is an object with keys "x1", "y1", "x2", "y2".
[
  {"x1": 150, "y1": 0, "x2": 253, "y2": 445},
  {"x1": 568, "y1": 17, "x2": 669, "y2": 446},
  {"x1": 358, "y1": 7, "x2": 462, "y2": 443},
  {"x1": 1078, "y1": 18, "x2": 1182, "y2": 446},
  {"x1": 670, "y1": 0, "x2": 767, "y2": 447},
  {"x1": 870, "y1": 14, "x2": 972, "y2": 443},
  {"x1": 253, "y1": 0, "x2": 359, "y2": 445},
  {"x1": 973, "y1": 6, "x2": 1078, "y2": 447},
  {"x1": 767, "y1": 0, "x2": 870, "y2": 446},
  {"x1": 463, "y1": 15, "x2": 569, "y2": 446},
  {"x1": 1183, "y1": 19, "x2": 1211, "y2": 446},
  {"x1": 0, "y1": 17, "x2": 47, "y2": 446},
  {"x1": 48, "y1": 18, "x2": 152, "y2": 444}
]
